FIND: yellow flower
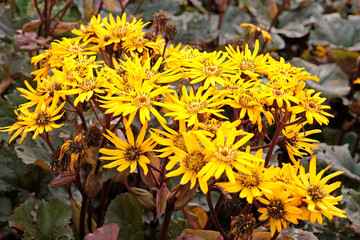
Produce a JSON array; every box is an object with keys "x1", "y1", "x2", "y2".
[
  {"x1": 287, "y1": 156, "x2": 346, "y2": 224},
  {"x1": 353, "y1": 77, "x2": 360, "y2": 84},
  {"x1": 266, "y1": 57, "x2": 319, "y2": 83},
  {"x1": 226, "y1": 40, "x2": 269, "y2": 78},
  {"x1": 0, "y1": 110, "x2": 30, "y2": 144},
  {"x1": 197, "y1": 128, "x2": 261, "y2": 183},
  {"x1": 241, "y1": 23, "x2": 274, "y2": 43},
  {"x1": 260, "y1": 83, "x2": 299, "y2": 109},
  {"x1": 100, "y1": 120, "x2": 156, "y2": 175},
  {"x1": 166, "y1": 131, "x2": 210, "y2": 193},
  {"x1": 21, "y1": 97, "x2": 65, "y2": 139},
  {"x1": 217, "y1": 149, "x2": 282, "y2": 203},
  {"x1": 122, "y1": 32, "x2": 163, "y2": 57},
  {"x1": 63, "y1": 68, "x2": 105, "y2": 106},
  {"x1": 292, "y1": 89, "x2": 333, "y2": 125},
  {"x1": 158, "y1": 86, "x2": 227, "y2": 127},
  {"x1": 98, "y1": 13, "x2": 147, "y2": 48},
  {"x1": 281, "y1": 119, "x2": 321, "y2": 164},
  {"x1": 258, "y1": 190, "x2": 302, "y2": 236},
  {"x1": 185, "y1": 51, "x2": 236, "y2": 88},
  {"x1": 150, "y1": 119, "x2": 188, "y2": 158},
  {"x1": 59, "y1": 134, "x2": 87, "y2": 172},
  {"x1": 52, "y1": 37, "x2": 96, "y2": 59},
  {"x1": 100, "y1": 79, "x2": 171, "y2": 127},
  {"x1": 314, "y1": 45, "x2": 327, "y2": 59}
]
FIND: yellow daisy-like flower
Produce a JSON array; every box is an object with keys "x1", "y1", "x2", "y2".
[
  {"x1": 122, "y1": 32, "x2": 163, "y2": 57},
  {"x1": 99, "y1": 13, "x2": 147, "y2": 47},
  {"x1": 266, "y1": 57, "x2": 319, "y2": 83},
  {"x1": 166, "y1": 131, "x2": 210, "y2": 193},
  {"x1": 100, "y1": 79, "x2": 171, "y2": 127},
  {"x1": 281, "y1": 119, "x2": 321, "y2": 164},
  {"x1": 217, "y1": 149, "x2": 282, "y2": 203},
  {"x1": 226, "y1": 40, "x2": 269, "y2": 78},
  {"x1": 150, "y1": 119, "x2": 188, "y2": 158},
  {"x1": 197, "y1": 128, "x2": 261, "y2": 183},
  {"x1": 258, "y1": 190, "x2": 302, "y2": 236},
  {"x1": 292, "y1": 89, "x2": 333, "y2": 125},
  {"x1": 158, "y1": 86, "x2": 227, "y2": 127},
  {"x1": 186, "y1": 51, "x2": 236, "y2": 88},
  {"x1": 63, "y1": 69, "x2": 105, "y2": 106},
  {"x1": 0, "y1": 110, "x2": 30, "y2": 144},
  {"x1": 21, "y1": 97, "x2": 65, "y2": 139},
  {"x1": 241, "y1": 23, "x2": 274, "y2": 43},
  {"x1": 100, "y1": 120, "x2": 156, "y2": 175},
  {"x1": 287, "y1": 156, "x2": 346, "y2": 224},
  {"x1": 59, "y1": 134, "x2": 87, "y2": 172},
  {"x1": 260, "y1": 83, "x2": 299, "y2": 109}
]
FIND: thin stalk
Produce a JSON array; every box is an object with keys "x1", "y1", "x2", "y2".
[
  {"x1": 206, "y1": 190, "x2": 228, "y2": 240},
  {"x1": 264, "y1": 122, "x2": 284, "y2": 167},
  {"x1": 33, "y1": 0, "x2": 45, "y2": 22},
  {"x1": 133, "y1": 0, "x2": 144, "y2": 15},
  {"x1": 97, "y1": 179, "x2": 112, "y2": 227},
  {"x1": 75, "y1": 167, "x2": 88, "y2": 239},
  {"x1": 204, "y1": 192, "x2": 224, "y2": 230},
  {"x1": 159, "y1": 200, "x2": 175, "y2": 240},
  {"x1": 87, "y1": 198, "x2": 93, "y2": 233}
]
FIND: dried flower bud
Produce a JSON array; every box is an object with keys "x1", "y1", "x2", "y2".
[
  {"x1": 245, "y1": 118, "x2": 269, "y2": 141},
  {"x1": 164, "y1": 22, "x2": 177, "y2": 43},
  {"x1": 153, "y1": 10, "x2": 170, "y2": 34},
  {"x1": 223, "y1": 193, "x2": 246, "y2": 216},
  {"x1": 85, "y1": 125, "x2": 102, "y2": 147},
  {"x1": 231, "y1": 213, "x2": 257, "y2": 239},
  {"x1": 144, "y1": 31, "x2": 157, "y2": 42},
  {"x1": 225, "y1": 38, "x2": 245, "y2": 52}
]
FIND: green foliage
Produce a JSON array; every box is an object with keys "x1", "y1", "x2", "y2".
[
  {"x1": 104, "y1": 193, "x2": 144, "y2": 240},
  {"x1": 9, "y1": 199, "x2": 73, "y2": 240}
]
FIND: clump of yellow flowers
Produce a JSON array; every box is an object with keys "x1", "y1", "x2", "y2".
[{"x1": 1, "y1": 12, "x2": 345, "y2": 239}]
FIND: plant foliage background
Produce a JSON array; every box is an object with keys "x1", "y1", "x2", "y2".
[{"x1": 0, "y1": 0, "x2": 360, "y2": 239}]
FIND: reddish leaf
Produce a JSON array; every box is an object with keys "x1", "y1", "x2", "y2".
[
  {"x1": 172, "y1": 183, "x2": 197, "y2": 211},
  {"x1": 84, "y1": 223, "x2": 120, "y2": 240},
  {"x1": 49, "y1": 172, "x2": 76, "y2": 186},
  {"x1": 183, "y1": 205, "x2": 208, "y2": 229}
]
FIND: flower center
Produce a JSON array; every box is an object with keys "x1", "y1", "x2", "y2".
[
  {"x1": 214, "y1": 146, "x2": 238, "y2": 164},
  {"x1": 240, "y1": 58, "x2": 256, "y2": 72},
  {"x1": 267, "y1": 199, "x2": 285, "y2": 219},
  {"x1": 36, "y1": 112, "x2": 51, "y2": 126},
  {"x1": 239, "y1": 172, "x2": 261, "y2": 188},
  {"x1": 111, "y1": 24, "x2": 129, "y2": 38},
  {"x1": 124, "y1": 145, "x2": 143, "y2": 162},
  {"x1": 305, "y1": 100, "x2": 319, "y2": 112},
  {"x1": 307, "y1": 184, "x2": 325, "y2": 202},
  {"x1": 68, "y1": 45, "x2": 83, "y2": 54},
  {"x1": 173, "y1": 134, "x2": 186, "y2": 151},
  {"x1": 203, "y1": 64, "x2": 221, "y2": 77},
  {"x1": 134, "y1": 94, "x2": 151, "y2": 108},
  {"x1": 132, "y1": 36, "x2": 147, "y2": 47},
  {"x1": 203, "y1": 119, "x2": 222, "y2": 135},
  {"x1": 79, "y1": 78, "x2": 97, "y2": 91},
  {"x1": 273, "y1": 88, "x2": 286, "y2": 97},
  {"x1": 184, "y1": 150, "x2": 206, "y2": 173},
  {"x1": 68, "y1": 141, "x2": 85, "y2": 154},
  {"x1": 185, "y1": 100, "x2": 208, "y2": 114}
]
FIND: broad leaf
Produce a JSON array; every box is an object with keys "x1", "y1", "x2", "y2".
[
  {"x1": 313, "y1": 143, "x2": 360, "y2": 182},
  {"x1": 104, "y1": 193, "x2": 144, "y2": 240},
  {"x1": 309, "y1": 13, "x2": 360, "y2": 50},
  {"x1": 341, "y1": 187, "x2": 360, "y2": 226},
  {"x1": 9, "y1": 199, "x2": 73, "y2": 240},
  {"x1": 290, "y1": 58, "x2": 350, "y2": 99}
]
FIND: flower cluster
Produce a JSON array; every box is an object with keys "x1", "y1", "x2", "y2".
[{"x1": 0, "y1": 12, "x2": 345, "y2": 238}]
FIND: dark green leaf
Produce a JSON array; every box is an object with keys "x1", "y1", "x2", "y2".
[
  {"x1": 104, "y1": 193, "x2": 144, "y2": 240},
  {"x1": 290, "y1": 58, "x2": 350, "y2": 99},
  {"x1": 341, "y1": 187, "x2": 360, "y2": 226},
  {"x1": 309, "y1": 13, "x2": 360, "y2": 50},
  {"x1": 313, "y1": 143, "x2": 360, "y2": 182},
  {"x1": 9, "y1": 199, "x2": 73, "y2": 240}
]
